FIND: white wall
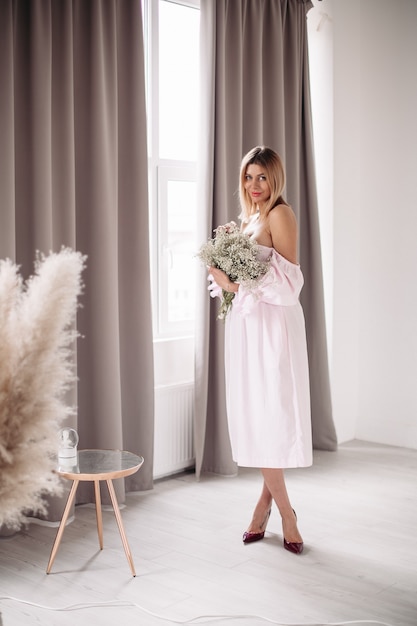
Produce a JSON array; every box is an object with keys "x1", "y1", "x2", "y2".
[
  {"x1": 311, "y1": 0, "x2": 417, "y2": 448},
  {"x1": 355, "y1": 0, "x2": 417, "y2": 447},
  {"x1": 332, "y1": 0, "x2": 362, "y2": 443}
]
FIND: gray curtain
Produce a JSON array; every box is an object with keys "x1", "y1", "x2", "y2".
[
  {"x1": 0, "y1": 0, "x2": 154, "y2": 520},
  {"x1": 195, "y1": 0, "x2": 337, "y2": 479}
]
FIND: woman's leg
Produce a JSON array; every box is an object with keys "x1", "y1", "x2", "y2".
[
  {"x1": 245, "y1": 469, "x2": 302, "y2": 543},
  {"x1": 261, "y1": 468, "x2": 302, "y2": 543},
  {"x1": 245, "y1": 479, "x2": 273, "y2": 533}
]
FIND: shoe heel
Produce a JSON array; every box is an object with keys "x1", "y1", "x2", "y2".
[
  {"x1": 242, "y1": 508, "x2": 271, "y2": 544},
  {"x1": 283, "y1": 508, "x2": 303, "y2": 554}
]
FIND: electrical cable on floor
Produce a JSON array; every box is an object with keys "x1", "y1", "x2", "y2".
[{"x1": 0, "y1": 596, "x2": 396, "y2": 626}]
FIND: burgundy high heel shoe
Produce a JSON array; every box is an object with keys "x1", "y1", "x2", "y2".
[
  {"x1": 242, "y1": 509, "x2": 271, "y2": 544},
  {"x1": 283, "y1": 509, "x2": 303, "y2": 554}
]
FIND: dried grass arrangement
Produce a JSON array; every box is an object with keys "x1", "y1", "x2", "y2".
[{"x1": 0, "y1": 248, "x2": 86, "y2": 530}]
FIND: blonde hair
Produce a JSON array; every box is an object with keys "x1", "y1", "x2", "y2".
[{"x1": 238, "y1": 146, "x2": 288, "y2": 223}]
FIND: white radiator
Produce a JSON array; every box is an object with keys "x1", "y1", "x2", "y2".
[{"x1": 153, "y1": 382, "x2": 195, "y2": 479}]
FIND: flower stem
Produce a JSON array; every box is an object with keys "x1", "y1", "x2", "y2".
[{"x1": 218, "y1": 289, "x2": 235, "y2": 320}]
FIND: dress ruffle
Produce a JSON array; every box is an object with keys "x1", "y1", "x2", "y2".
[
  {"x1": 207, "y1": 273, "x2": 223, "y2": 299},
  {"x1": 208, "y1": 247, "x2": 304, "y2": 316}
]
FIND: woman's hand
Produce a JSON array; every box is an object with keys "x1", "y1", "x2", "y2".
[{"x1": 208, "y1": 267, "x2": 239, "y2": 293}]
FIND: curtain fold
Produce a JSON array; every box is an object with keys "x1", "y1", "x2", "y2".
[
  {"x1": 195, "y1": 0, "x2": 337, "y2": 479},
  {"x1": 0, "y1": 0, "x2": 154, "y2": 523}
]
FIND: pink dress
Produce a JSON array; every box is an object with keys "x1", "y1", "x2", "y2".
[{"x1": 211, "y1": 245, "x2": 312, "y2": 468}]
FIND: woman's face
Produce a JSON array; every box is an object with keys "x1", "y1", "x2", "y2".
[{"x1": 244, "y1": 163, "x2": 271, "y2": 208}]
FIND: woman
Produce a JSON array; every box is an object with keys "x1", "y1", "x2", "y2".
[{"x1": 208, "y1": 146, "x2": 312, "y2": 554}]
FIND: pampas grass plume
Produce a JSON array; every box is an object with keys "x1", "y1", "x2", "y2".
[{"x1": 0, "y1": 248, "x2": 86, "y2": 529}]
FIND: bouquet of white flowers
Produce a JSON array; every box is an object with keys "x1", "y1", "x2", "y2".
[{"x1": 197, "y1": 221, "x2": 270, "y2": 319}]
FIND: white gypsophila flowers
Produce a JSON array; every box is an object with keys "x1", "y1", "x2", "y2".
[
  {"x1": 0, "y1": 248, "x2": 86, "y2": 530},
  {"x1": 197, "y1": 221, "x2": 269, "y2": 318}
]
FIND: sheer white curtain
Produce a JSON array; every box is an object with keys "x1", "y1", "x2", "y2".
[
  {"x1": 195, "y1": 0, "x2": 337, "y2": 479},
  {"x1": 0, "y1": 0, "x2": 154, "y2": 525}
]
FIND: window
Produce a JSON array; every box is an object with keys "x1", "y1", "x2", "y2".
[{"x1": 143, "y1": 0, "x2": 200, "y2": 338}]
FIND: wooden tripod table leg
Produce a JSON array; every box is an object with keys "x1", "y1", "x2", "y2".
[
  {"x1": 46, "y1": 479, "x2": 79, "y2": 574},
  {"x1": 94, "y1": 480, "x2": 104, "y2": 549},
  {"x1": 106, "y1": 479, "x2": 136, "y2": 577}
]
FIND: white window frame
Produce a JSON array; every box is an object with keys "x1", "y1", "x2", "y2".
[
  {"x1": 157, "y1": 164, "x2": 197, "y2": 335},
  {"x1": 142, "y1": 0, "x2": 200, "y2": 339}
]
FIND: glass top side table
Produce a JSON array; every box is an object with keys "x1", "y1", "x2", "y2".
[{"x1": 46, "y1": 449, "x2": 144, "y2": 577}]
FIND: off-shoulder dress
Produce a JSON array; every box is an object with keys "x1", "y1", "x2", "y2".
[{"x1": 211, "y1": 244, "x2": 313, "y2": 468}]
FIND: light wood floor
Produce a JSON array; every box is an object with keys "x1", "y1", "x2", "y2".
[{"x1": 0, "y1": 440, "x2": 416, "y2": 626}]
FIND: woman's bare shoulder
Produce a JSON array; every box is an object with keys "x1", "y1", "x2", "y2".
[
  {"x1": 268, "y1": 204, "x2": 298, "y2": 263},
  {"x1": 268, "y1": 204, "x2": 297, "y2": 231}
]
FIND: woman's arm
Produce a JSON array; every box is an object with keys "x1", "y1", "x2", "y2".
[{"x1": 268, "y1": 205, "x2": 298, "y2": 264}]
